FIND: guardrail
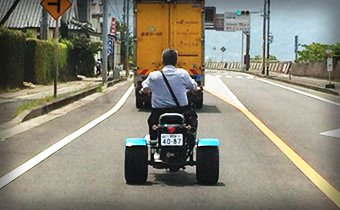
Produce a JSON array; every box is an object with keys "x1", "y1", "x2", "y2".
[{"x1": 205, "y1": 61, "x2": 292, "y2": 74}]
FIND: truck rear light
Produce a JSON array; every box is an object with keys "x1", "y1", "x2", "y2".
[{"x1": 167, "y1": 127, "x2": 176, "y2": 134}]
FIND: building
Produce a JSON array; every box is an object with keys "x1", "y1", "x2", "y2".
[
  {"x1": 0, "y1": 0, "x2": 121, "y2": 70},
  {"x1": 0, "y1": 0, "x2": 101, "y2": 40}
]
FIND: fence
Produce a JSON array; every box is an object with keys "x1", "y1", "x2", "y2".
[{"x1": 205, "y1": 61, "x2": 292, "y2": 74}]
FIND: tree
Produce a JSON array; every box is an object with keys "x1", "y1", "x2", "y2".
[
  {"x1": 251, "y1": 55, "x2": 277, "y2": 61},
  {"x1": 296, "y1": 42, "x2": 340, "y2": 62}
]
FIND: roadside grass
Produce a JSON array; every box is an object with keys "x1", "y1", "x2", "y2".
[
  {"x1": 15, "y1": 96, "x2": 55, "y2": 117},
  {"x1": 0, "y1": 88, "x2": 21, "y2": 94},
  {"x1": 96, "y1": 83, "x2": 103, "y2": 93}
]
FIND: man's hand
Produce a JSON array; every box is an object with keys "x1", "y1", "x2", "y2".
[
  {"x1": 190, "y1": 86, "x2": 203, "y2": 95},
  {"x1": 139, "y1": 88, "x2": 151, "y2": 95}
]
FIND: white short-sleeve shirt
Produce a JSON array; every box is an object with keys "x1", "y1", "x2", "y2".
[{"x1": 142, "y1": 65, "x2": 197, "y2": 108}]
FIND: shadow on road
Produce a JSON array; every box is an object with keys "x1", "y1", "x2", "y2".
[
  {"x1": 145, "y1": 171, "x2": 225, "y2": 187},
  {"x1": 196, "y1": 105, "x2": 221, "y2": 113}
]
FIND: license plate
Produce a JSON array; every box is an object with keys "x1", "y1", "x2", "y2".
[{"x1": 160, "y1": 134, "x2": 183, "y2": 146}]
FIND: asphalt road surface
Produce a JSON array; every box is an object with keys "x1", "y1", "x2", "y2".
[{"x1": 0, "y1": 70, "x2": 339, "y2": 209}]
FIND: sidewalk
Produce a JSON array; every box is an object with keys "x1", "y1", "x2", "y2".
[
  {"x1": 0, "y1": 74, "x2": 124, "y2": 130},
  {"x1": 230, "y1": 68, "x2": 340, "y2": 96}
]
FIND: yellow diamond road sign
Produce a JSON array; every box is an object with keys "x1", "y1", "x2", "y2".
[{"x1": 41, "y1": 0, "x2": 72, "y2": 20}]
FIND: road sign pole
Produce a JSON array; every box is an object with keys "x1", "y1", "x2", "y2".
[
  {"x1": 326, "y1": 56, "x2": 335, "y2": 88},
  {"x1": 40, "y1": 0, "x2": 72, "y2": 97},
  {"x1": 54, "y1": 18, "x2": 59, "y2": 98}
]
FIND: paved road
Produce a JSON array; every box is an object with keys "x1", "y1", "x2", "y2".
[{"x1": 0, "y1": 71, "x2": 339, "y2": 209}]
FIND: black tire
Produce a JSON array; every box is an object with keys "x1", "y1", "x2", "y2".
[
  {"x1": 136, "y1": 100, "x2": 143, "y2": 109},
  {"x1": 196, "y1": 147, "x2": 219, "y2": 185},
  {"x1": 144, "y1": 98, "x2": 151, "y2": 109},
  {"x1": 125, "y1": 147, "x2": 148, "y2": 184},
  {"x1": 136, "y1": 95, "x2": 143, "y2": 108}
]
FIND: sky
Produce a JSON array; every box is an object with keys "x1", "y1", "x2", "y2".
[{"x1": 107, "y1": 0, "x2": 340, "y2": 62}]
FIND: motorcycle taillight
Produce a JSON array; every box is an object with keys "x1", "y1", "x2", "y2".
[{"x1": 167, "y1": 127, "x2": 176, "y2": 134}]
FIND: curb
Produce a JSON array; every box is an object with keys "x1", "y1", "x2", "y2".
[
  {"x1": 23, "y1": 78, "x2": 128, "y2": 122},
  {"x1": 266, "y1": 76, "x2": 339, "y2": 96},
  {"x1": 4, "y1": 78, "x2": 128, "y2": 127},
  {"x1": 211, "y1": 68, "x2": 339, "y2": 96},
  {"x1": 22, "y1": 86, "x2": 99, "y2": 122}
]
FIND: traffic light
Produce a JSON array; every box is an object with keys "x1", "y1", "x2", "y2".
[{"x1": 236, "y1": 10, "x2": 250, "y2": 16}]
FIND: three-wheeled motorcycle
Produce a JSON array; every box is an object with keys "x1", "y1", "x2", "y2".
[{"x1": 124, "y1": 112, "x2": 220, "y2": 185}]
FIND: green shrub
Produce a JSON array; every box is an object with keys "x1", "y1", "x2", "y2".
[
  {"x1": 24, "y1": 29, "x2": 35, "y2": 38},
  {"x1": 69, "y1": 37, "x2": 101, "y2": 77},
  {"x1": 24, "y1": 38, "x2": 70, "y2": 84},
  {"x1": 0, "y1": 27, "x2": 25, "y2": 89}
]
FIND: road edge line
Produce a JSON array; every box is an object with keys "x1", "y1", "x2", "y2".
[
  {"x1": 0, "y1": 84, "x2": 134, "y2": 189},
  {"x1": 204, "y1": 86, "x2": 340, "y2": 208}
]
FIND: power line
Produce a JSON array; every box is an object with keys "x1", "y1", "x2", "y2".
[
  {"x1": 114, "y1": 0, "x2": 122, "y2": 21},
  {"x1": 108, "y1": 0, "x2": 122, "y2": 21}
]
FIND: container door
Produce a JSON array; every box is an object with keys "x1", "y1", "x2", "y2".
[
  {"x1": 136, "y1": 3, "x2": 169, "y2": 76},
  {"x1": 170, "y1": 2, "x2": 203, "y2": 76}
]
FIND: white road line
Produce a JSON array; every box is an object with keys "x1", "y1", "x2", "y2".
[
  {"x1": 320, "y1": 128, "x2": 340, "y2": 139},
  {"x1": 215, "y1": 76, "x2": 248, "y2": 110},
  {"x1": 225, "y1": 75, "x2": 233, "y2": 79},
  {"x1": 235, "y1": 76, "x2": 243, "y2": 79},
  {"x1": 0, "y1": 84, "x2": 134, "y2": 189},
  {"x1": 256, "y1": 78, "x2": 340, "y2": 107}
]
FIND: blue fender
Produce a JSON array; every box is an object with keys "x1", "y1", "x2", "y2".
[
  {"x1": 197, "y1": 138, "x2": 220, "y2": 147},
  {"x1": 125, "y1": 138, "x2": 147, "y2": 147}
]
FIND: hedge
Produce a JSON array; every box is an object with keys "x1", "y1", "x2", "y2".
[
  {"x1": 0, "y1": 27, "x2": 25, "y2": 89},
  {"x1": 24, "y1": 38, "x2": 69, "y2": 85},
  {"x1": 1, "y1": 28, "x2": 99, "y2": 89}
]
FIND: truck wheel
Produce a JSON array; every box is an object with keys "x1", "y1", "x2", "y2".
[
  {"x1": 136, "y1": 97, "x2": 143, "y2": 109},
  {"x1": 125, "y1": 147, "x2": 148, "y2": 184},
  {"x1": 196, "y1": 147, "x2": 219, "y2": 185},
  {"x1": 144, "y1": 99, "x2": 151, "y2": 108}
]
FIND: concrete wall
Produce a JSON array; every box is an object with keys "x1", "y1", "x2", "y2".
[{"x1": 291, "y1": 61, "x2": 340, "y2": 80}]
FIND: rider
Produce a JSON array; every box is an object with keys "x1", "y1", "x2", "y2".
[{"x1": 140, "y1": 48, "x2": 201, "y2": 142}]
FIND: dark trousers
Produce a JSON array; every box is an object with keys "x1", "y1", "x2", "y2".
[{"x1": 147, "y1": 106, "x2": 198, "y2": 140}]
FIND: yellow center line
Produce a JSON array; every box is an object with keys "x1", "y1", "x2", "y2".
[{"x1": 203, "y1": 86, "x2": 340, "y2": 208}]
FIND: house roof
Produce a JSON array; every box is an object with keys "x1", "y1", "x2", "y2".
[
  {"x1": 0, "y1": 0, "x2": 56, "y2": 29},
  {"x1": 0, "y1": 0, "x2": 97, "y2": 32}
]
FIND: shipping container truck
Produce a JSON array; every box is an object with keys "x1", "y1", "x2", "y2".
[{"x1": 133, "y1": 0, "x2": 205, "y2": 108}]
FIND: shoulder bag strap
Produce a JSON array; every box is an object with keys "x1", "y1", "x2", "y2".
[{"x1": 161, "y1": 71, "x2": 180, "y2": 107}]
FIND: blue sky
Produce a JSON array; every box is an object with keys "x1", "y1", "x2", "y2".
[{"x1": 108, "y1": 0, "x2": 340, "y2": 62}]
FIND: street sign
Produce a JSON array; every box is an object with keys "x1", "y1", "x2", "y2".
[
  {"x1": 325, "y1": 48, "x2": 332, "y2": 57},
  {"x1": 220, "y1": 47, "x2": 226, "y2": 52},
  {"x1": 41, "y1": 0, "x2": 72, "y2": 20},
  {"x1": 110, "y1": 18, "x2": 116, "y2": 35},
  {"x1": 269, "y1": 32, "x2": 273, "y2": 44},
  {"x1": 327, "y1": 57, "x2": 333, "y2": 72},
  {"x1": 224, "y1": 12, "x2": 250, "y2": 32},
  {"x1": 108, "y1": 37, "x2": 113, "y2": 54}
]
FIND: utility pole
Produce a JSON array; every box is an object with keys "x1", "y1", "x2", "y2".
[
  {"x1": 102, "y1": 0, "x2": 109, "y2": 84},
  {"x1": 262, "y1": 0, "x2": 267, "y2": 74},
  {"x1": 266, "y1": 0, "x2": 270, "y2": 76},
  {"x1": 41, "y1": 8, "x2": 48, "y2": 40},
  {"x1": 125, "y1": 0, "x2": 130, "y2": 75},
  {"x1": 241, "y1": 32, "x2": 244, "y2": 70}
]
